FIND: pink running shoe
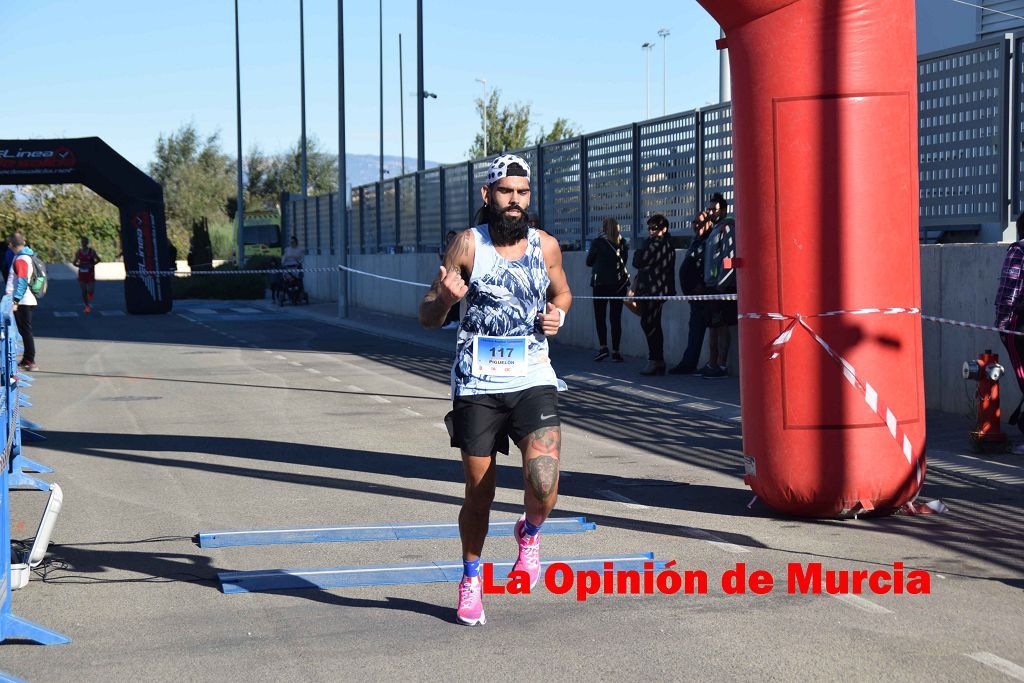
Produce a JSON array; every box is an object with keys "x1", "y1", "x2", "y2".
[
  {"x1": 511, "y1": 515, "x2": 542, "y2": 589},
  {"x1": 456, "y1": 576, "x2": 485, "y2": 626}
]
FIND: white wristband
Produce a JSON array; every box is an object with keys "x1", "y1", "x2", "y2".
[{"x1": 555, "y1": 307, "x2": 565, "y2": 328}]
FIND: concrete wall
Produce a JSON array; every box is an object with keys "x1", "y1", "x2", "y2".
[
  {"x1": 921, "y1": 244, "x2": 1014, "y2": 416},
  {"x1": 307, "y1": 244, "x2": 1014, "y2": 417}
]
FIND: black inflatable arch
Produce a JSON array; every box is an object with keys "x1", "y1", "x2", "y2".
[{"x1": 0, "y1": 137, "x2": 172, "y2": 314}]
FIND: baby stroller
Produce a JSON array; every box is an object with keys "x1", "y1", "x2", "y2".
[{"x1": 279, "y1": 267, "x2": 309, "y2": 306}]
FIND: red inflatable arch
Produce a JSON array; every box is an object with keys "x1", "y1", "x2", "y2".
[{"x1": 697, "y1": 0, "x2": 926, "y2": 516}]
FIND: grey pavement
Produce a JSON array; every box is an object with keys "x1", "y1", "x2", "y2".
[{"x1": 2, "y1": 280, "x2": 1022, "y2": 682}]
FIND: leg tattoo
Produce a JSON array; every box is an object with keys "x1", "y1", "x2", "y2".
[
  {"x1": 528, "y1": 426, "x2": 561, "y2": 455},
  {"x1": 527, "y1": 455, "x2": 559, "y2": 503}
]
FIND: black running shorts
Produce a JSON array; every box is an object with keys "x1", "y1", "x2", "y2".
[{"x1": 445, "y1": 386, "x2": 560, "y2": 456}]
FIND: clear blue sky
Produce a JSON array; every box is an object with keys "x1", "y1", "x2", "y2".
[{"x1": 1, "y1": 1, "x2": 722, "y2": 171}]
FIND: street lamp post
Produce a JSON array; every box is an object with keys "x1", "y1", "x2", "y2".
[
  {"x1": 399, "y1": 33, "x2": 406, "y2": 176},
  {"x1": 641, "y1": 42, "x2": 654, "y2": 120},
  {"x1": 300, "y1": 0, "x2": 308, "y2": 197},
  {"x1": 378, "y1": 0, "x2": 384, "y2": 183},
  {"x1": 337, "y1": 0, "x2": 348, "y2": 318},
  {"x1": 475, "y1": 77, "x2": 488, "y2": 156},
  {"x1": 658, "y1": 28, "x2": 670, "y2": 115},
  {"x1": 234, "y1": 0, "x2": 245, "y2": 267}
]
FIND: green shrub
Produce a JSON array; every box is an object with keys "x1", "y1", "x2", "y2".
[
  {"x1": 208, "y1": 221, "x2": 236, "y2": 260},
  {"x1": 173, "y1": 262, "x2": 266, "y2": 300}
]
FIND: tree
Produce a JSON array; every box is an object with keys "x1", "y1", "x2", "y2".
[
  {"x1": 0, "y1": 186, "x2": 120, "y2": 262},
  {"x1": 261, "y1": 135, "x2": 338, "y2": 199},
  {"x1": 467, "y1": 90, "x2": 532, "y2": 159},
  {"x1": 149, "y1": 123, "x2": 235, "y2": 250},
  {"x1": 535, "y1": 117, "x2": 580, "y2": 145}
]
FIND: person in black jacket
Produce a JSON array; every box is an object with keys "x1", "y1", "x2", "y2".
[
  {"x1": 669, "y1": 200, "x2": 716, "y2": 374},
  {"x1": 586, "y1": 218, "x2": 630, "y2": 362},
  {"x1": 632, "y1": 214, "x2": 676, "y2": 375}
]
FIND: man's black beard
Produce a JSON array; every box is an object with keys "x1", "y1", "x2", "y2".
[{"x1": 488, "y1": 204, "x2": 529, "y2": 245}]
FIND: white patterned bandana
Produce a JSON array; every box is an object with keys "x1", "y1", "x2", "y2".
[{"x1": 486, "y1": 153, "x2": 531, "y2": 185}]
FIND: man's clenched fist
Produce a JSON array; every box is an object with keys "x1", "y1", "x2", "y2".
[
  {"x1": 538, "y1": 302, "x2": 565, "y2": 337},
  {"x1": 438, "y1": 265, "x2": 469, "y2": 306}
]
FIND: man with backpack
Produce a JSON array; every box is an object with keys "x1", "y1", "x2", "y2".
[
  {"x1": 700, "y1": 193, "x2": 737, "y2": 379},
  {"x1": 6, "y1": 232, "x2": 44, "y2": 371},
  {"x1": 669, "y1": 203, "x2": 715, "y2": 374},
  {"x1": 73, "y1": 236, "x2": 101, "y2": 313}
]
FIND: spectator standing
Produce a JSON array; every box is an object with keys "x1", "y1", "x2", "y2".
[
  {"x1": 72, "y1": 237, "x2": 101, "y2": 313},
  {"x1": 282, "y1": 235, "x2": 305, "y2": 268},
  {"x1": 632, "y1": 214, "x2": 676, "y2": 376},
  {"x1": 6, "y1": 232, "x2": 38, "y2": 371},
  {"x1": 995, "y1": 212, "x2": 1024, "y2": 453},
  {"x1": 701, "y1": 193, "x2": 737, "y2": 379},
  {"x1": 1, "y1": 238, "x2": 13, "y2": 284},
  {"x1": 669, "y1": 206, "x2": 715, "y2": 374},
  {"x1": 586, "y1": 218, "x2": 629, "y2": 362}
]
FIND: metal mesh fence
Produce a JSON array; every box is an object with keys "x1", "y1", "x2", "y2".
[
  {"x1": 419, "y1": 169, "x2": 442, "y2": 250},
  {"x1": 362, "y1": 184, "x2": 378, "y2": 254},
  {"x1": 919, "y1": 38, "x2": 1008, "y2": 226},
  {"x1": 541, "y1": 137, "x2": 584, "y2": 245},
  {"x1": 399, "y1": 176, "x2": 417, "y2": 252},
  {"x1": 586, "y1": 126, "x2": 634, "y2": 243},
  {"x1": 443, "y1": 164, "x2": 470, "y2": 232},
  {"x1": 698, "y1": 103, "x2": 734, "y2": 213},
  {"x1": 299, "y1": 35, "x2": 1024, "y2": 253},
  {"x1": 639, "y1": 112, "x2": 700, "y2": 236},
  {"x1": 351, "y1": 188, "x2": 362, "y2": 253}
]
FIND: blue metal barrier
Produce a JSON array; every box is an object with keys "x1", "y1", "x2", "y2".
[{"x1": 0, "y1": 295, "x2": 68, "y2": 645}]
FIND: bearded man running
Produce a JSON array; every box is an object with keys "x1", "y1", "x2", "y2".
[{"x1": 419, "y1": 153, "x2": 571, "y2": 626}]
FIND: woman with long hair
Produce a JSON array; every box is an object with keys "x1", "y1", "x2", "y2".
[{"x1": 586, "y1": 217, "x2": 629, "y2": 362}]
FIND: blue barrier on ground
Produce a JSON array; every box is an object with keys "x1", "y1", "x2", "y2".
[
  {"x1": 0, "y1": 295, "x2": 69, "y2": 645},
  {"x1": 218, "y1": 553, "x2": 666, "y2": 593},
  {"x1": 198, "y1": 516, "x2": 598, "y2": 548}
]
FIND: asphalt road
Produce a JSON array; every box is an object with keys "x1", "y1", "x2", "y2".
[{"x1": 3, "y1": 280, "x2": 1022, "y2": 681}]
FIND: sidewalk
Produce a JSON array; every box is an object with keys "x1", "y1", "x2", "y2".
[{"x1": 255, "y1": 299, "x2": 1024, "y2": 492}]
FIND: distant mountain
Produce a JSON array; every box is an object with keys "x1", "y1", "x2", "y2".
[{"x1": 345, "y1": 153, "x2": 442, "y2": 191}]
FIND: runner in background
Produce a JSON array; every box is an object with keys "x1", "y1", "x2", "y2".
[{"x1": 72, "y1": 237, "x2": 100, "y2": 313}]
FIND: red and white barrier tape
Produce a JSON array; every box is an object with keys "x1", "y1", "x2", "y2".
[
  {"x1": 742, "y1": 307, "x2": 926, "y2": 505},
  {"x1": 128, "y1": 263, "x2": 1024, "y2": 337}
]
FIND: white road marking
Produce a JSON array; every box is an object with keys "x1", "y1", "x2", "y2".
[
  {"x1": 306, "y1": 368, "x2": 321, "y2": 374},
  {"x1": 289, "y1": 361, "x2": 302, "y2": 367},
  {"x1": 371, "y1": 395, "x2": 391, "y2": 404},
  {"x1": 264, "y1": 350, "x2": 273, "y2": 354},
  {"x1": 326, "y1": 376, "x2": 341, "y2": 382},
  {"x1": 190, "y1": 308, "x2": 218, "y2": 315},
  {"x1": 597, "y1": 489, "x2": 651, "y2": 510},
  {"x1": 274, "y1": 355, "x2": 287, "y2": 360},
  {"x1": 831, "y1": 593, "x2": 892, "y2": 614},
  {"x1": 231, "y1": 307, "x2": 261, "y2": 314},
  {"x1": 401, "y1": 408, "x2": 422, "y2": 417},
  {"x1": 435, "y1": 423, "x2": 448, "y2": 430},
  {"x1": 54, "y1": 311, "x2": 78, "y2": 318},
  {"x1": 679, "y1": 527, "x2": 751, "y2": 554},
  {"x1": 346, "y1": 385, "x2": 365, "y2": 393},
  {"x1": 965, "y1": 653, "x2": 1024, "y2": 681},
  {"x1": 98, "y1": 310, "x2": 126, "y2": 316}
]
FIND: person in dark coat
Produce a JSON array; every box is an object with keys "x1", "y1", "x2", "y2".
[
  {"x1": 586, "y1": 217, "x2": 629, "y2": 362},
  {"x1": 632, "y1": 214, "x2": 676, "y2": 375}
]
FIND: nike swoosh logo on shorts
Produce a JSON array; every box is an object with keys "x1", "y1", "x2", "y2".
[{"x1": 540, "y1": 413, "x2": 556, "y2": 421}]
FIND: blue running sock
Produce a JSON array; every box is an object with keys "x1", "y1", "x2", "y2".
[
  {"x1": 463, "y1": 558, "x2": 482, "y2": 578},
  {"x1": 522, "y1": 518, "x2": 542, "y2": 537}
]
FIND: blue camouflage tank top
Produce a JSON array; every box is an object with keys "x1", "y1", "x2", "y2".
[{"x1": 452, "y1": 225, "x2": 565, "y2": 396}]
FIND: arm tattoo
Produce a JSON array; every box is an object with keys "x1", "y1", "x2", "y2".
[{"x1": 527, "y1": 455, "x2": 559, "y2": 503}]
